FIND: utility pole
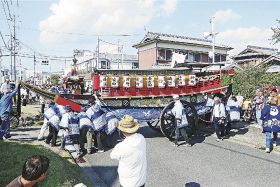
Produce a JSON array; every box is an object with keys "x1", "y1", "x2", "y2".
[
  {"x1": 10, "y1": 34, "x2": 13, "y2": 80},
  {"x1": 33, "y1": 53, "x2": 36, "y2": 85},
  {"x1": 210, "y1": 16, "x2": 215, "y2": 64},
  {"x1": 96, "y1": 36, "x2": 100, "y2": 69},
  {"x1": 13, "y1": 14, "x2": 16, "y2": 82}
]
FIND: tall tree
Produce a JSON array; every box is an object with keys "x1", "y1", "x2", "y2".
[{"x1": 272, "y1": 19, "x2": 280, "y2": 44}]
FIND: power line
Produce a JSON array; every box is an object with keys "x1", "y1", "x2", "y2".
[
  {"x1": 17, "y1": 40, "x2": 73, "y2": 59},
  {"x1": 0, "y1": 31, "x2": 9, "y2": 49},
  {"x1": 1, "y1": 0, "x2": 12, "y2": 34},
  {"x1": 16, "y1": 26, "x2": 140, "y2": 37}
]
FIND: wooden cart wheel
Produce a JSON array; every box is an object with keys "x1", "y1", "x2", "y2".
[
  {"x1": 160, "y1": 100, "x2": 198, "y2": 141},
  {"x1": 147, "y1": 120, "x2": 161, "y2": 132}
]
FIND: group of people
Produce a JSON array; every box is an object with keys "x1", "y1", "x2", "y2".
[{"x1": 38, "y1": 96, "x2": 112, "y2": 162}]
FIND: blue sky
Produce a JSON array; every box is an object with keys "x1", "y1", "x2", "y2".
[{"x1": 0, "y1": 0, "x2": 280, "y2": 71}]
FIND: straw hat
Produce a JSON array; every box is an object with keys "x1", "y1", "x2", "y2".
[
  {"x1": 117, "y1": 115, "x2": 140, "y2": 134},
  {"x1": 173, "y1": 94, "x2": 180, "y2": 100}
]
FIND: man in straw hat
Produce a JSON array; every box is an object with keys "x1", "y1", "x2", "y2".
[{"x1": 110, "y1": 115, "x2": 147, "y2": 187}]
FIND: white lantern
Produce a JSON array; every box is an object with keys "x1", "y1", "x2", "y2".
[
  {"x1": 123, "y1": 76, "x2": 130, "y2": 88},
  {"x1": 188, "y1": 74, "x2": 196, "y2": 86},
  {"x1": 178, "y1": 74, "x2": 185, "y2": 86},
  {"x1": 111, "y1": 76, "x2": 119, "y2": 88},
  {"x1": 167, "y1": 75, "x2": 176, "y2": 87},
  {"x1": 158, "y1": 75, "x2": 166, "y2": 88},
  {"x1": 147, "y1": 75, "x2": 154, "y2": 88},
  {"x1": 100, "y1": 75, "x2": 107, "y2": 88},
  {"x1": 136, "y1": 76, "x2": 143, "y2": 88}
]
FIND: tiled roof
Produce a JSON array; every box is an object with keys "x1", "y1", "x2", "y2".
[
  {"x1": 133, "y1": 32, "x2": 232, "y2": 49},
  {"x1": 247, "y1": 45, "x2": 278, "y2": 55}
]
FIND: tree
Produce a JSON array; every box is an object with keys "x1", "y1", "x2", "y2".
[
  {"x1": 47, "y1": 74, "x2": 61, "y2": 85},
  {"x1": 271, "y1": 19, "x2": 280, "y2": 44}
]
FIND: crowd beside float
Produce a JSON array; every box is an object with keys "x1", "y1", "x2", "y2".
[{"x1": 201, "y1": 87, "x2": 280, "y2": 153}]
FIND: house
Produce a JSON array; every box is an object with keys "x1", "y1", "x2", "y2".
[
  {"x1": 232, "y1": 45, "x2": 280, "y2": 69},
  {"x1": 132, "y1": 32, "x2": 232, "y2": 69}
]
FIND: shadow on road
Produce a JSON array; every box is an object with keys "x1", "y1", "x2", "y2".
[
  {"x1": 185, "y1": 182, "x2": 201, "y2": 187},
  {"x1": 82, "y1": 165, "x2": 118, "y2": 187}
]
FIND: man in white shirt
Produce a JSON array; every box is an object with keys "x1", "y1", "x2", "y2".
[
  {"x1": 110, "y1": 115, "x2": 147, "y2": 187},
  {"x1": 0, "y1": 78, "x2": 11, "y2": 95},
  {"x1": 211, "y1": 97, "x2": 226, "y2": 142}
]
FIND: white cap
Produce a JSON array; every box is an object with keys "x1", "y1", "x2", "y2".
[
  {"x1": 74, "y1": 183, "x2": 87, "y2": 187},
  {"x1": 173, "y1": 95, "x2": 179, "y2": 100},
  {"x1": 214, "y1": 97, "x2": 220, "y2": 102}
]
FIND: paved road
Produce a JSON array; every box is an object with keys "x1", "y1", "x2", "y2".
[{"x1": 84, "y1": 124, "x2": 280, "y2": 187}]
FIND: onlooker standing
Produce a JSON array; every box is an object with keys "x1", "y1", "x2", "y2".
[
  {"x1": 253, "y1": 90, "x2": 265, "y2": 127},
  {"x1": 0, "y1": 84, "x2": 18, "y2": 140},
  {"x1": 211, "y1": 97, "x2": 226, "y2": 142},
  {"x1": 39, "y1": 96, "x2": 45, "y2": 114},
  {"x1": 171, "y1": 94, "x2": 191, "y2": 147},
  {"x1": 6, "y1": 155, "x2": 49, "y2": 187},
  {"x1": 110, "y1": 115, "x2": 147, "y2": 187},
  {"x1": 236, "y1": 92, "x2": 244, "y2": 108},
  {"x1": 260, "y1": 97, "x2": 279, "y2": 153},
  {"x1": 225, "y1": 96, "x2": 240, "y2": 138},
  {"x1": 270, "y1": 88, "x2": 280, "y2": 105},
  {"x1": 0, "y1": 78, "x2": 11, "y2": 95}
]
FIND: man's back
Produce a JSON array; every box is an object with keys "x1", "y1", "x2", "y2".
[{"x1": 111, "y1": 133, "x2": 147, "y2": 187}]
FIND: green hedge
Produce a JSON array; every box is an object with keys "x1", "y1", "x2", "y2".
[{"x1": 231, "y1": 67, "x2": 280, "y2": 99}]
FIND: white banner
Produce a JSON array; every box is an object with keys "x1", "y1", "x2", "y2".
[
  {"x1": 167, "y1": 75, "x2": 176, "y2": 87},
  {"x1": 123, "y1": 76, "x2": 131, "y2": 88},
  {"x1": 171, "y1": 52, "x2": 186, "y2": 68},
  {"x1": 158, "y1": 75, "x2": 166, "y2": 88},
  {"x1": 178, "y1": 74, "x2": 185, "y2": 86},
  {"x1": 136, "y1": 76, "x2": 143, "y2": 88},
  {"x1": 147, "y1": 75, "x2": 154, "y2": 88},
  {"x1": 111, "y1": 76, "x2": 119, "y2": 88},
  {"x1": 188, "y1": 75, "x2": 196, "y2": 86},
  {"x1": 100, "y1": 75, "x2": 107, "y2": 88}
]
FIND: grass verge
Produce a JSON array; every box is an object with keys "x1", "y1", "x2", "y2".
[{"x1": 0, "y1": 141, "x2": 92, "y2": 187}]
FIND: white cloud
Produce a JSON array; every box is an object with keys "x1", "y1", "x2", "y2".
[
  {"x1": 217, "y1": 26, "x2": 280, "y2": 55},
  {"x1": 213, "y1": 9, "x2": 241, "y2": 23},
  {"x1": 160, "y1": 0, "x2": 178, "y2": 16},
  {"x1": 39, "y1": 0, "x2": 177, "y2": 45}
]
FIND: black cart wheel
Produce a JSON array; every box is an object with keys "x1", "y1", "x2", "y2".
[
  {"x1": 160, "y1": 100, "x2": 198, "y2": 141},
  {"x1": 147, "y1": 120, "x2": 161, "y2": 132}
]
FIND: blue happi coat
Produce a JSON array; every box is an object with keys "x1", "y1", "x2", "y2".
[
  {"x1": 0, "y1": 88, "x2": 17, "y2": 117},
  {"x1": 260, "y1": 104, "x2": 280, "y2": 133}
]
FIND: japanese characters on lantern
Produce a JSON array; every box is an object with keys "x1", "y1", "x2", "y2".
[
  {"x1": 100, "y1": 75, "x2": 107, "y2": 88},
  {"x1": 123, "y1": 75, "x2": 131, "y2": 88},
  {"x1": 147, "y1": 75, "x2": 154, "y2": 88},
  {"x1": 158, "y1": 75, "x2": 166, "y2": 88},
  {"x1": 111, "y1": 76, "x2": 119, "y2": 88},
  {"x1": 136, "y1": 75, "x2": 143, "y2": 88},
  {"x1": 167, "y1": 75, "x2": 176, "y2": 87}
]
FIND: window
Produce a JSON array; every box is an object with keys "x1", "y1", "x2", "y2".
[
  {"x1": 194, "y1": 53, "x2": 201, "y2": 62},
  {"x1": 221, "y1": 55, "x2": 227, "y2": 62},
  {"x1": 132, "y1": 62, "x2": 139, "y2": 69},
  {"x1": 158, "y1": 49, "x2": 165, "y2": 60},
  {"x1": 157, "y1": 48, "x2": 173, "y2": 61},
  {"x1": 201, "y1": 53, "x2": 208, "y2": 62},
  {"x1": 188, "y1": 52, "x2": 194, "y2": 62},
  {"x1": 166, "y1": 50, "x2": 172, "y2": 60},
  {"x1": 101, "y1": 61, "x2": 107, "y2": 69},
  {"x1": 215, "y1": 54, "x2": 220, "y2": 62}
]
